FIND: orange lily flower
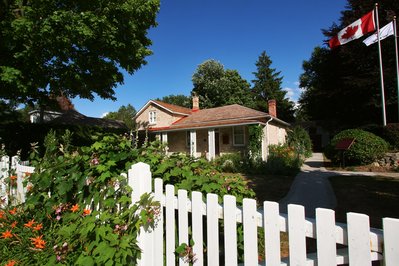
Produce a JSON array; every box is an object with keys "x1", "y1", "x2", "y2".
[
  {"x1": 30, "y1": 235, "x2": 46, "y2": 249},
  {"x1": 0, "y1": 210, "x2": 5, "y2": 219},
  {"x1": 9, "y1": 208, "x2": 17, "y2": 215},
  {"x1": 10, "y1": 175, "x2": 17, "y2": 180},
  {"x1": 24, "y1": 219, "x2": 35, "y2": 228},
  {"x1": 11, "y1": 221, "x2": 18, "y2": 228},
  {"x1": 70, "y1": 204, "x2": 79, "y2": 213},
  {"x1": 83, "y1": 209, "x2": 91, "y2": 216},
  {"x1": 33, "y1": 223, "x2": 43, "y2": 231},
  {"x1": 5, "y1": 260, "x2": 17, "y2": 266},
  {"x1": 1, "y1": 230, "x2": 13, "y2": 239}
]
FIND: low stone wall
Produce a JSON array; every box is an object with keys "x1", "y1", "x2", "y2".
[{"x1": 375, "y1": 152, "x2": 399, "y2": 168}]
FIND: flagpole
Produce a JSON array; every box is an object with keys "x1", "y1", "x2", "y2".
[
  {"x1": 375, "y1": 3, "x2": 387, "y2": 126},
  {"x1": 394, "y1": 16, "x2": 399, "y2": 122}
]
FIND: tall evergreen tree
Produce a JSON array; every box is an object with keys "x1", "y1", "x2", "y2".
[{"x1": 252, "y1": 51, "x2": 295, "y2": 122}]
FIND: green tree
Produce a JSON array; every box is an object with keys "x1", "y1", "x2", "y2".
[
  {"x1": 156, "y1": 94, "x2": 192, "y2": 108},
  {"x1": 299, "y1": 0, "x2": 399, "y2": 129},
  {"x1": 104, "y1": 104, "x2": 136, "y2": 129},
  {"x1": 252, "y1": 51, "x2": 295, "y2": 122},
  {"x1": 0, "y1": 0, "x2": 159, "y2": 108},
  {"x1": 191, "y1": 60, "x2": 254, "y2": 109}
]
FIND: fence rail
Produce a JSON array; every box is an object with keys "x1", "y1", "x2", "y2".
[{"x1": 1, "y1": 158, "x2": 399, "y2": 265}]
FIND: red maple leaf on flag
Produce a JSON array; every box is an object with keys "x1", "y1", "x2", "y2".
[{"x1": 341, "y1": 25, "x2": 359, "y2": 40}]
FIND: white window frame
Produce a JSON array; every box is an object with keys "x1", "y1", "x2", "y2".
[
  {"x1": 233, "y1": 126, "x2": 245, "y2": 146},
  {"x1": 149, "y1": 111, "x2": 157, "y2": 125}
]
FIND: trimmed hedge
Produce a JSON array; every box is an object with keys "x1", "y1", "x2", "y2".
[{"x1": 325, "y1": 129, "x2": 389, "y2": 166}]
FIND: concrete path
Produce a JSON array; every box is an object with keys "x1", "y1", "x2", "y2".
[{"x1": 278, "y1": 153, "x2": 399, "y2": 218}]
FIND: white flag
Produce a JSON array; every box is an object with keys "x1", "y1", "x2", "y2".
[{"x1": 363, "y1": 21, "x2": 394, "y2": 46}]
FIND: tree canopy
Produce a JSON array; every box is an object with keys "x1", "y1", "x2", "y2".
[
  {"x1": 191, "y1": 60, "x2": 254, "y2": 109},
  {"x1": 156, "y1": 94, "x2": 192, "y2": 108},
  {"x1": 104, "y1": 104, "x2": 136, "y2": 130},
  {"x1": 0, "y1": 0, "x2": 159, "y2": 107},
  {"x1": 299, "y1": 0, "x2": 399, "y2": 129},
  {"x1": 252, "y1": 51, "x2": 295, "y2": 122}
]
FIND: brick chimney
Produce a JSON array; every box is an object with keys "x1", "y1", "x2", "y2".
[
  {"x1": 268, "y1": 99, "x2": 277, "y2": 117},
  {"x1": 192, "y1": 95, "x2": 200, "y2": 111}
]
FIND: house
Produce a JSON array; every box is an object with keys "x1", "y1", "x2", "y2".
[
  {"x1": 29, "y1": 96, "x2": 127, "y2": 129},
  {"x1": 134, "y1": 96, "x2": 290, "y2": 160}
]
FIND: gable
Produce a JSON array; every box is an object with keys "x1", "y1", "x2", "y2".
[{"x1": 135, "y1": 101, "x2": 189, "y2": 130}]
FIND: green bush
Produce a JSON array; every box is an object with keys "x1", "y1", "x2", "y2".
[
  {"x1": 325, "y1": 129, "x2": 389, "y2": 165},
  {"x1": 383, "y1": 123, "x2": 399, "y2": 150},
  {"x1": 1, "y1": 131, "x2": 256, "y2": 264},
  {"x1": 262, "y1": 144, "x2": 302, "y2": 175},
  {"x1": 286, "y1": 126, "x2": 312, "y2": 158},
  {"x1": 213, "y1": 153, "x2": 244, "y2": 173}
]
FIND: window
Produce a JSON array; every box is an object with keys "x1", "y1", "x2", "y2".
[
  {"x1": 149, "y1": 111, "x2": 156, "y2": 124},
  {"x1": 233, "y1": 126, "x2": 245, "y2": 146}
]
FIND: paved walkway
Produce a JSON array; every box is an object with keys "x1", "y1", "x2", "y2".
[{"x1": 278, "y1": 153, "x2": 399, "y2": 218}]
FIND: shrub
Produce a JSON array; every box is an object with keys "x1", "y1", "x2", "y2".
[
  {"x1": 213, "y1": 153, "x2": 243, "y2": 173},
  {"x1": 286, "y1": 126, "x2": 312, "y2": 158},
  {"x1": 263, "y1": 144, "x2": 302, "y2": 175},
  {"x1": 383, "y1": 123, "x2": 399, "y2": 150},
  {"x1": 325, "y1": 129, "x2": 389, "y2": 166}
]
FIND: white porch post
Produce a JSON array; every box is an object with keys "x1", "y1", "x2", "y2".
[
  {"x1": 161, "y1": 132, "x2": 169, "y2": 154},
  {"x1": 190, "y1": 130, "x2": 197, "y2": 158},
  {"x1": 155, "y1": 133, "x2": 161, "y2": 141},
  {"x1": 208, "y1": 128, "x2": 215, "y2": 161},
  {"x1": 161, "y1": 132, "x2": 168, "y2": 143}
]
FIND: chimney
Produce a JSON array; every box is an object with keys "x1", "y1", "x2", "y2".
[
  {"x1": 268, "y1": 99, "x2": 277, "y2": 117},
  {"x1": 192, "y1": 95, "x2": 200, "y2": 111}
]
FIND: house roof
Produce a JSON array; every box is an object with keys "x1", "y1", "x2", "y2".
[
  {"x1": 135, "y1": 100, "x2": 192, "y2": 119},
  {"x1": 147, "y1": 104, "x2": 290, "y2": 132},
  {"x1": 49, "y1": 110, "x2": 127, "y2": 129}
]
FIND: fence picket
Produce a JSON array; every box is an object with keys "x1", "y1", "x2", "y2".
[
  {"x1": 288, "y1": 204, "x2": 307, "y2": 266},
  {"x1": 207, "y1": 193, "x2": 219, "y2": 266},
  {"x1": 165, "y1": 184, "x2": 176, "y2": 266},
  {"x1": 178, "y1": 189, "x2": 189, "y2": 266},
  {"x1": 224, "y1": 195, "x2": 238, "y2": 266},
  {"x1": 383, "y1": 218, "x2": 399, "y2": 265},
  {"x1": 264, "y1": 201, "x2": 281, "y2": 265},
  {"x1": 192, "y1": 191, "x2": 204, "y2": 265},
  {"x1": 154, "y1": 178, "x2": 164, "y2": 266},
  {"x1": 243, "y1": 198, "x2": 258, "y2": 265},
  {"x1": 347, "y1": 212, "x2": 372, "y2": 266},
  {"x1": 316, "y1": 208, "x2": 337, "y2": 266}
]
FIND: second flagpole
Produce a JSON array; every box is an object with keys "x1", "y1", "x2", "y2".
[
  {"x1": 394, "y1": 16, "x2": 399, "y2": 122},
  {"x1": 375, "y1": 3, "x2": 387, "y2": 126}
]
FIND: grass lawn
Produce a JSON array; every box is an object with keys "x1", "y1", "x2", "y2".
[
  {"x1": 242, "y1": 173, "x2": 296, "y2": 203},
  {"x1": 329, "y1": 175, "x2": 399, "y2": 229}
]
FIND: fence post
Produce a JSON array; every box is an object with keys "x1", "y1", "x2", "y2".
[
  {"x1": 128, "y1": 162, "x2": 154, "y2": 266},
  {"x1": 0, "y1": 156, "x2": 10, "y2": 205}
]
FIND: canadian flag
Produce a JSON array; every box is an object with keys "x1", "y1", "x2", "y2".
[{"x1": 329, "y1": 10, "x2": 376, "y2": 49}]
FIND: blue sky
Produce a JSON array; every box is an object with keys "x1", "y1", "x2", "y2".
[{"x1": 74, "y1": 0, "x2": 347, "y2": 118}]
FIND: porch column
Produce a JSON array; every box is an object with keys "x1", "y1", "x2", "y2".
[
  {"x1": 190, "y1": 130, "x2": 197, "y2": 158},
  {"x1": 155, "y1": 133, "x2": 161, "y2": 141},
  {"x1": 161, "y1": 132, "x2": 168, "y2": 143},
  {"x1": 208, "y1": 128, "x2": 215, "y2": 161},
  {"x1": 161, "y1": 132, "x2": 169, "y2": 154}
]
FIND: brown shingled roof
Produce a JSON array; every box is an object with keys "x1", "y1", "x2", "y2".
[
  {"x1": 171, "y1": 104, "x2": 267, "y2": 127},
  {"x1": 152, "y1": 100, "x2": 192, "y2": 115}
]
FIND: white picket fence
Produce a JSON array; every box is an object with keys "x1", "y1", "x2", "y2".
[
  {"x1": 0, "y1": 155, "x2": 34, "y2": 205},
  {"x1": 2, "y1": 159, "x2": 399, "y2": 265},
  {"x1": 129, "y1": 162, "x2": 399, "y2": 266}
]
